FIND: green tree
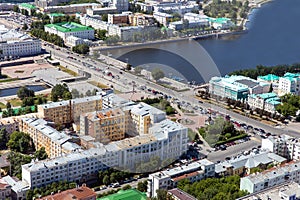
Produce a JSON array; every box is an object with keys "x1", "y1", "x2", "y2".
[
  {"x1": 85, "y1": 90, "x2": 92, "y2": 97},
  {"x1": 134, "y1": 66, "x2": 143, "y2": 74},
  {"x1": 103, "y1": 175, "x2": 110, "y2": 185},
  {"x1": 151, "y1": 68, "x2": 165, "y2": 81},
  {"x1": 13, "y1": 5, "x2": 19, "y2": 13},
  {"x1": 102, "y1": 14, "x2": 108, "y2": 21},
  {"x1": 137, "y1": 180, "x2": 148, "y2": 192},
  {"x1": 96, "y1": 29, "x2": 107, "y2": 40},
  {"x1": 6, "y1": 102, "x2": 11, "y2": 109},
  {"x1": 22, "y1": 97, "x2": 34, "y2": 107},
  {"x1": 17, "y1": 86, "x2": 35, "y2": 100},
  {"x1": 51, "y1": 84, "x2": 70, "y2": 102},
  {"x1": 34, "y1": 147, "x2": 48, "y2": 160},
  {"x1": 0, "y1": 128, "x2": 8, "y2": 149},
  {"x1": 71, "y1": 89, "x2": 80, "y2": 98},
  {"x1": 7, "y1": 131, "x2": 32, "y2": 153},
  {"x1": 22, "y1": 23, "x2": 28, "y2": 30},
  {"x1": 72, "y1": 44, "x2": 90, "y2": 55}
]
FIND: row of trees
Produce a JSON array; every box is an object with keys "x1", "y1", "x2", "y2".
[
  {"x1": 229, "y1": 64, "x2": 300, "y2": 79},
  {"x1": 72, "y1": 44, "x2": 90, "y2": 55},
  {"x1": 26, "y1": 181, "x2": 76, "y2": 200},
  {"x1": 98, "y1": 168, "x2": 133, "y2": 186},
  {"x1": 177, "y1": 175, "x2": 248, "y2": 200},
  {"x1": 30, "y1": 29, "x2": 64, "y2": 47},
  {"x1": 71, "y1": 88, "x2": 98, "y2": 99},
  {"x1": 276, "y1": 94, "x2": 300, "y2": 120}
]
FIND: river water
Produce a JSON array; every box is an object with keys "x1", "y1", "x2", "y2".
[{"x1": 106, "y1": 0, "x2": 300, "y2": 83}]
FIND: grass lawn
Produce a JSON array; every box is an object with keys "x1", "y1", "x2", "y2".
[
  {"x1": 188, "y1": 128, "x2": 197, "y2": 142},
  {"x1": 88, "y1": 81, "x2": 109, "y2": 89},
  {"x1": 8, "y1": 98, "x2": 22, "y2": 107},
  {"x1": 58, "y1": 65, "x2": 78, "y2": 77}
]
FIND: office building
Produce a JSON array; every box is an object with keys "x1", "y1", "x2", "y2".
[
  {"x1": 44, "y1": 22, "x2": 94, "y2": 41},
  {"x1": 247, "y1": 93, "x2": 281, "y2": 114},
  {"x1": 43, "y1": 3, "x2": 100, "y2": 14},
  {"x1": 38, "y1": 95, "x2": 102, "y2": 125},
  {"x1": 147, "y1": 159, "x2": 215, "y2": 198},
  {"x1": 19, "y1": 118, "x2": 81, "y2": 158},
  {"x1": 240, "y1": 161, "x2": 300, "y2": 193},
  {"x1": 38, "y1": 185, "x2": 96, "y2": 200},
  {"x1": 215, "y1": 151, "x2": 286, "y2": 177},
  {"x1": 209, "y1": 75, "x2": 270, "y2": 101},
  {"x1": 257, "y1": 74, "x2": 280, "y2": 93},
  {"x1": 0, "y1": 26, "x2": 41, "y2": 58},
  {"x1": 278, "y1": 73, "x2": 300, "y2": 96},
  {"x1": 237, "y1": 181, "x2": 300, "y2": 200}
]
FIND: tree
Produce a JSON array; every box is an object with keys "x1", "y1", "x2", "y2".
[
  {"x1": 134, "y1": 66, "x2": 143, "y2": 74},
  {"x1": 96, "y1": 29, "x2": 107, "y2": 40},
  {"x1": 0, "y1": 128, "x2": 8, "y2": 149},
  {"x1": 151, "y1": 68, "x2": 165, "y2": 81},
  {"x1": 102, "y1": 14, "x2": 108, "y2": 21},
  {"x1": 17, "y1": 86, "x2": 35, "y2": 100},
  {"x1": 34, "y1": 147, "x2": 48, "y2": 160},
  {"x1": 22, "y1": 23, "x2": 28, "y2": 30},
  {"x1": 7, "y1": 131, "x2": 32, "y2": 153},
  {"x1": 103, "y1": 175, "x2": 110, "y2": 185},
  {"x1": 22, "y1": 97, "x2": 34, "y2": 107},
  {"x1": 13, "y1": 5, "x2": 19, "y2": 13},
  {"x1": 72, "y1": 44, "x2": 90, "y2": 55},
  {"x1": 85, "y1": 90, "x2": 92, "y2": 97},
  {"x1": 137, "y1": 180, "x2": 148, "y2": 192},
  {"x1": 269, "y1": 83, "x2": 273, "y2": 93},
  {"x1": 51, "y1": 84, "x2": 70, "y2": 102},
  {"x1": 105, "y1": 35, "x2": 120, "y2": 45},
  {"x1": 6, "y1": 102, "x2": 11, "y2": 109}
]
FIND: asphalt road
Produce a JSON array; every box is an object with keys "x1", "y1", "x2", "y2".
[{"x1": 44, "y1": 44, "x2": 300, "y2": 138}]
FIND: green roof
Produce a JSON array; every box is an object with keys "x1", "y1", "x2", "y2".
[
  {"x1": 209, "y1": 17, "x2": 231, "y2": 24},
  {"x1": 97, "y1": 189, "x2": 147, "y2": 200},
  {"x1": 258, "y1": 74, "x2": 279, "y2": 81},
  {"x1": 258, "y1": 92, "x2": 277, "y2": 100},
  {"x1": 19, "y1": 3, "x2": 36, "y2": 10},
  {"x1": 45, "y1": 22, "x2": 94, "y2": 33},
  {"x1": 48, "y1": 13, "x2": 65, "y2": 17}
]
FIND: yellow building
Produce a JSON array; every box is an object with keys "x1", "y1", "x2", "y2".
[
  {"x1": 38, "y1": 95, "x2": 102, "y2": 126},
  {"x1": 20, "y1": 118, "x2": 81, "y2": 158},
  {"x1": 80, "y1": 108, "x2": 128, "y2": 144}
]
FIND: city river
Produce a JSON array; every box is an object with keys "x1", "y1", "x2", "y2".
[{"x1": 105, "y1": 0, "x2": 300, "y2": 83}]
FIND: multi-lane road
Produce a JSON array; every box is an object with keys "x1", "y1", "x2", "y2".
[{"x1": 44, "y1": 44, "x2": 300, "y2": 140}]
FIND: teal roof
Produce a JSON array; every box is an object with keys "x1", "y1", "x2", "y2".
[
  {"x1": 257, "y1": 92, "x2": 277, "y2": 100},
  {"x1": 19, "y1": 3, "x2": 36, "y2": 9},
  {"x1": 265, "y1": 99, "x2": 281, "y2": 105},
  {"x1": 48, "y1": 13, "x2": 65, "y2": 17},
  {"x1": 258, "y1": 74, "x2": 279, "y2": 81},
  {"x1": 97, "y1": 189, "x2": 147, "y2": 200},
  {"x1": 45, "y1": 22, "x2": 94, "y2": 33},
  {"x1": 209, "y1": 17, "x2": 231, "y2": 24}
]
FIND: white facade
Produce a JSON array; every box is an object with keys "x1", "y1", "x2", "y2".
[
  {"x1": 240, "y1": 161, "x2": 300, "y2": 193},
  {"x1": 113, "y1": 0, "x2": 129, "y2": 12},
  {"x1": 278, "y1": 73, "x2": 300, "y2": 96},
  {"x1": 247, "y1": 93, "x2": 281, "y2": 114},
  {"x1": 153, "y1": 12, "x2": 173, "y2": 26},
  {"x1": 147, "y1": 159, "x2": 215, "y2": 198},
  {"x1": 66, "y1": 36, "x2": 91, "y2": 47}
]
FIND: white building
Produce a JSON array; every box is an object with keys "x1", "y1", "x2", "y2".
[
  {"x1": 0, "y1": 26, "x2": 41, "y2": 58},
  {"x1": 86, "y1": 7, "x2": 117, "y2": 16},
  {"x1": 238, "y1": 181, "x2": 300, "y2": 200},
  {"x1": 0, "y1": 176, "x2": 29, "y2": 200},
  {"x1": 113, "y1": 0, "x2": 129, "y2": 12},
  {"x1": 210, "y1": 18, "x2": 234, "y2": 30},
  {"x1": 43, "y1": 3, "x2": 100, "y2": 14},
  {"x1": 44, "y1": 22, "x2": 94, "y2": 41},
  {"x1": 66, "y1": 35, "x2": 91, "y2": 47},
  {"x1": 147, "y1": 159, "x2": 215, "y2": 198},
  {"x1": 153, "y1": 12, "x2": 173, "y2": 26},
  {"x1": 278, "y1": 73, "x2": 300, "y2": 96},
  {"x1": 247, "y1": 93, "x2": 281, "y2": 114},
  {"x1": 21, "y1": 119, "x2": 188, "y2": 188},
  {"x1": 240, "y1": 161, "x2": 300, "y2": 193},
  {"x1": 262, "y1": 135, "x2": 300, "y2": 161}
]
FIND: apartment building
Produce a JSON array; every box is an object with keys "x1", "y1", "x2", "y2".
[
  {"x1": 215, "y1": 151, "x2": 286, "y2": 177},
  {"x1": 257, "y1": 74, "x2": 280, "y2": 93},
  {"x1": 38, "y1": 185, "x2": 96, "y2": 200},
  {"x1": 35, "y1": 0, "x2": 71, "y2": 8},
  {"x1": 0, "y1": 182, "x2": 11, "y2": 200},
  {"x1": 108, "y1": 13, "x2": 129, "y2": 24},
  {"x1": 278, "y1": 73, "x2": 300, "y2": 96},
  {"x1": 238, "y1": 181, "x2": 300, "y2": 200},
  {"x1": 86, "y1": 7, "x2": 117, "y2": 16},
  {"x1": 147, "y1": 159, "x2": 215, "y2": 198},
  {"x1": 44, "y1": 22, "x2": 94, "y2": 41},
  {"x1": 113, "y1": 0, "x2": 129, "y2": 12},
  {"x1": 38, "y1": 95, "x2": 102, "y2": 125},
  {"x1": 0, "y1": 117, "x2": 19, "y2": 134},
  {"x1": 153, "y1": 12, "x2": 173, "y2": 26},
  {"x1": 247, "y1": 92, "x2": 281, "y2": 114},
  {"x1": 130, "y1": 13, "x2": 156, "y2": 26},
  {"x1": 80, "y1": 108, "x2": 128, "y2": 143},
  {"x1": 19, "y1": 118, "x2": 81, "y2": 158},
  {"x1": 240, "y1": 161, "x2": 300, "y2": 193},
  {"x1": 262, "y1": 135, "x2": 300, "y2": 161},
  {"x1": 0, "y1": 176, "x2": 29, "y2": 200},
  {"x1": 43, "y1": 3, "x2": 100, "y2": 14},
  {"x1": 21, "y1": 118, "x2": 188, "y2": 188},
  {"x1": 209, "y1": 75, "x2": 270, "y2": 101}
]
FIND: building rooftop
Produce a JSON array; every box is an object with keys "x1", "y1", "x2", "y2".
[
  {"x1": 45, "y1": 22, "x2": 94, "y2": 33},
  {"x1": 38, "y1": 186, "x2": 96, "y2": 200},
  {"x1": 48, "y1": 13, "x2": 65, "y2": 17},
  {"x1": 258, "y1": 74, "x2": 279, "y2": 81},
  {"x1": 19, "y1": 3, "x2": 36, "y2": 10},
  {"x1": 168, "y1": 188, "x2": 197, "y2": 200},
  {"x1": 97, "y1": 189, "x2": 147, "y2": 200},
  {"x1": 241, "y1": 161, "x2": 300, "y2": 185},
  {"x1": 0, "y1": 176, "x2": 29, "y2": 193},
  {"x1": 238, "y1": 182, "x2": 300, "y2": 200}
]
